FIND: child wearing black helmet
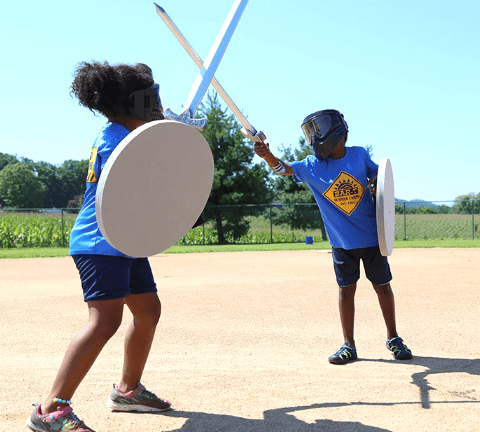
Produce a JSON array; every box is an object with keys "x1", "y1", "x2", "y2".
[
  {"x1": 27, "y1": 62, "x2": 170, "y2": 432},
  {"x1": 248, "y1": 109, "x2": 412, "y2": 365}
]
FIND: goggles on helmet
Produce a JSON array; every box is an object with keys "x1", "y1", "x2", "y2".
[
  {"x1": 301, "y1": 110, "x2": 348, "y2": 159},
  {"x1": 301, "y1": 110, "x2": 346, "y2": 144}
]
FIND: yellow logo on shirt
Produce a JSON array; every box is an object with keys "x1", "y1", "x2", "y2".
[
  {"x1": 86, "y1": 148, "x2": 98, "y2": 183},
  {"x1": 323, "y1": 171, "x2": 365, "y2": 216}
]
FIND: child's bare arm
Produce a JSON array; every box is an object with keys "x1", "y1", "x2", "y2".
[
  {"x1": 254, "y1": 142, "x2": 294, "y2": 176},
  {"x1": 367, "y1": 175, "x2": 378, "y2": 195}
]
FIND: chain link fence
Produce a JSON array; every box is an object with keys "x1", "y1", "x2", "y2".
[
  {"x1": 0, "y1": 200, "x2": 478, "y2": 248},
  {"x1": 185, "y1": 200, "x2": 479, "y2": 244},
  {"x1": 395, "y1": 201, "x2": 479, "y2": 240}
]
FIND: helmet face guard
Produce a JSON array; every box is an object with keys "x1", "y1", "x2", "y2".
[
  {"x1": 301, "y1": 109, "x2": 348, "y2": 159},
  {"x1": 128, "y1": 83, "x2": 164, "y2": 122}
]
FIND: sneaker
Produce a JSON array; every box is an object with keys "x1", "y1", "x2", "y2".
[
  {"x1": 107, "y1": 383, "x2": 172, "y2": 412},
  {"x1": 26, "y1": 403, "x2": 95, "y2": 431},
  {"x1": 387, "y1": 336, "x2": 413, "y2": 360},
  {"x1": 328, "y1": 343, "x2": 358, "y2": 365}
]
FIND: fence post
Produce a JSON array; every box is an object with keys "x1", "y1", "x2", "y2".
[
  {"x1": 472, "y1": 198, "x2": 475, "y2": 239},
  {"x1": 270, "y1": 206, "x2": 273, "y2": 244},
  {"x1": 61, "y1": 209, "x2": 65, "y2": 247},
  {"x1": 202, "y1": 209, "x2": 205, "y2": 245},
  {"x1": 403, "y1": 202, "x2": 407, "y2": 240}
]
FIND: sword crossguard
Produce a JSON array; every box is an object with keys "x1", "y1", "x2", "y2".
[
  {"x1": 241, "y1": 127, "x2": 266, "y2": 143},
  {"x1": 164, "y1": 108, "x2": 207, "y2": 131}
]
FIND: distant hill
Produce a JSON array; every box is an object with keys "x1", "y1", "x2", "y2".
[{"x1": 395, "y1": 199, "x2": 440, "y2": 209}]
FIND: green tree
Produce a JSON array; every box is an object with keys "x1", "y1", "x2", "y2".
[
  {"x1": 365, "y1": 144, "x2": 373, "y2": 157},
  {"x1": 0, "y1": 163, "x2": 45, "y2": 208},
  {"x1": 0, "y1": 153, "x2": 20, "y2": 206},
  {"x1": 199, "y1": 92, "x2": 273, "y2": 243},
  {"x1": 272, "y1": 137, "x2": 328, "y2": 240},
  {"x1": 30, "y1": 161, "x2": 64, "y2": 208},
  {"x1": 409, "y1": 206, "x2": 438, "y2": 214},
  {"x1": 0, "y1": 153, "x2": 19, "y2": 171},
  {"x1": 451, "y1": 193, "x2": 480, "y2": 214},
  {"x1": 437, "y1": 204, "x2": 451, "y2": 214},
  {"x1": 9, "y1": 158, "x2": 88, "y2": 208},
  {"x1": 57, "y1": 160, "x2": 89, "y2": 207}
]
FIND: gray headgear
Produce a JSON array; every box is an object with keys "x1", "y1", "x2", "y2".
[
  {"x1": 301, "y1": 109, "x2": 348, "y2": 159},
  {"x1": 128, "y1": 83, "x2": 164, "y2": 122}
]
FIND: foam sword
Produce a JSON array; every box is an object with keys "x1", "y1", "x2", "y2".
[{"x1": 155, "y1": 0, "x2": 249, "y2": 131}]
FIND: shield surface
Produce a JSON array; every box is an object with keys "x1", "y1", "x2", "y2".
[
  {"x1": 376, "y1": 158, "x2": 395, "y2": 256},
  {"x1": 96, "y1": 120, "x2": 214, "y2": 257}
]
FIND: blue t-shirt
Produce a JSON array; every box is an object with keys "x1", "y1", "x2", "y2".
[
  {"x1": 69, "y1": 122, "x2": 132, "y2": 257},
  {"x1": 290, "y1": 146, "x2": 379, "y2": 250}
]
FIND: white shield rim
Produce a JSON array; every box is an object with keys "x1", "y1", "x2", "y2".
[{"x1": 376, "y1": 158, "x2": 395, "y2": 256}]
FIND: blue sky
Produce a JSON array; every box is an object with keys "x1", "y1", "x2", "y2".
[{"x1": 1, "y1": 0, "x2": 479, "y2": 202}]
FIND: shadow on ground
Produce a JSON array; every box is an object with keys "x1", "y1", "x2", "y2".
[
  {"x1": 361, "y1": 355, "x2": 480, "y2": 408},
  {"x1": 154, "y1": 403, "x2": 394, "y2": 432},
  {"x1": 136, "y1": 356, "x2": 480, "y2": 431}
]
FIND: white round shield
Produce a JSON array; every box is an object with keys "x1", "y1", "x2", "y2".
[
  {"x1": 376, "y1": 158, "x2": 395, "y2": 256},
  {"x1": 96, "y1": 120, "x2": 214, "y2": 257}
]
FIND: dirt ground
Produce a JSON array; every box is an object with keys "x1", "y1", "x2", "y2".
[{"x1": 1, "y1": 248, "x2": 479, "y2": 432}]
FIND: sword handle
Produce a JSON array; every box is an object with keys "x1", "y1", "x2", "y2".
[{"x1": 241, "y1": 127, "x2": 266, "y2": 143}]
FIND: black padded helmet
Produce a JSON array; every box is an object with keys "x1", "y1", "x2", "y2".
[{"x1": 301, "y1": 109, "x2": 348, "y2": 159}]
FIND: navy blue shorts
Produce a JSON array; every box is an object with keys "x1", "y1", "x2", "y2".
[
  {"x1": 332, "y1": 246, "x2": 392, "y2": 288},
  {"x1": 72, "y1": 254, "x2": 157, "y2": 302}
]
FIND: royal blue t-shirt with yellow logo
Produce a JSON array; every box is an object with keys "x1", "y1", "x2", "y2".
[
  {"x1": 290, "y1": 146, "x2": 379, "y2": 250},
  {"x1": 69, "y1": 122, "x2": 132, "y2": 257}
]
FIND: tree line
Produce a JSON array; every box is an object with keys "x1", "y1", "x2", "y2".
[
  {"x1": 0, "y1": 154, "x2": 88, "y2": 209},
  {"x1": 0, "y1": 92, "x2": 478, "y2": 243},
  {"x1": 395, "y1": 194, "x2": 480, "y2": 215}
]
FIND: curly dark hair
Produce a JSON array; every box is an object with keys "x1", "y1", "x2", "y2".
[{"x1": 70, "y1": 61, "x2": 154, "y2": 118}]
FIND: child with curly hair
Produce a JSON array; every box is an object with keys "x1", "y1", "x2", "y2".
[{"x1": 27, "y1": 61, "x2": 170, "y2": 432}]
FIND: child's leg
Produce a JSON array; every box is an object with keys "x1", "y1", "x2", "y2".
[
  {"x1": 118, "y1": 292, "x2": 162, "y2": 392},
  {"x1": 338, "y1": 283, "x2": 357, "y2": 348},
  {"x1": 361, "y1": 247, "x2": 397, "y2": 339},
  {"x1": 372, "y1": 282, "x2": 398, "y2": 339},
  {"x1": 331, "y1": 248, "x2": 361, "y2": 349},
  {"x1": 41, "y1": 298, "x2": 125, "y2": 415}
]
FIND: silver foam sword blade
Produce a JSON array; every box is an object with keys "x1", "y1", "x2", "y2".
[
  {"x1": 155, "y1": 1, "x2": 248, "y2": 132},
  {"x1": 155, "y1": 2, "x2": 265, "y2": 142}
]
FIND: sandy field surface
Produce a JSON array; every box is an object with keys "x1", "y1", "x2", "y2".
[{"x1": 1, "y1": 248, "x2": 479, "y2": 432}]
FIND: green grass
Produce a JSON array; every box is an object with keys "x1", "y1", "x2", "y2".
[
  {"x1": 0, "y1": 247, "x2": 72, "y2": 259},
  {"x1": 393, "y1": 238, "x2": 480, "y2": 248},
  {"x1": 164, "y1": 242, "x2": 332, "y2": 253},
  {"x1": 1, "y1": 238, "x2": 478, "y2": 259}
]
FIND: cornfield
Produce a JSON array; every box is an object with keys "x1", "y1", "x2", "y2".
[
  {"x1": 0, "y1": 212, "x2": 76, "y2": 248},
  {"x1": 0, "y1": 204, "x2": 478, "y2": 249}
]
